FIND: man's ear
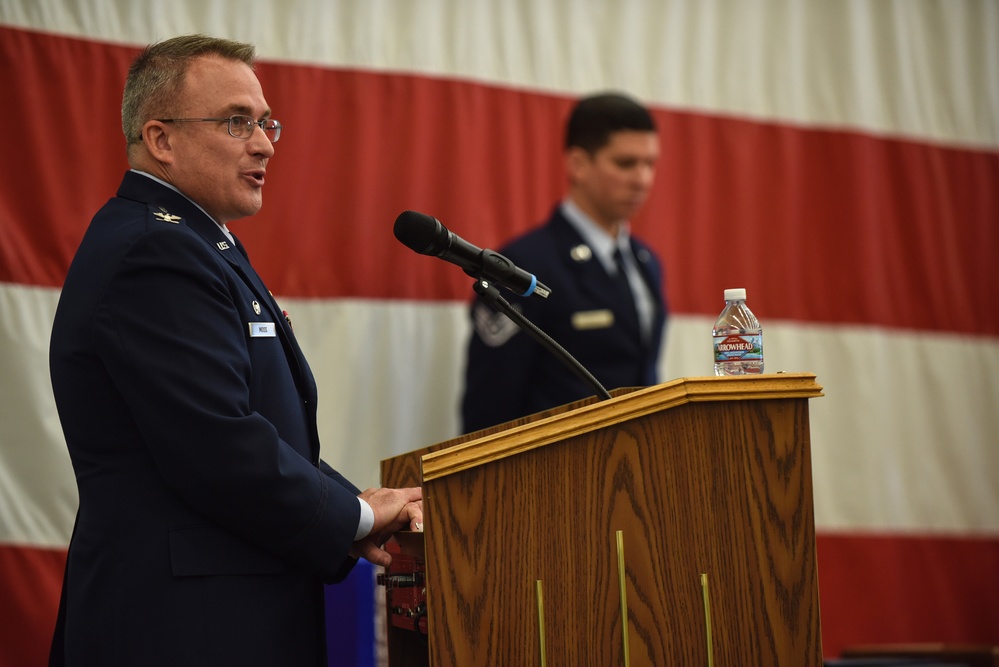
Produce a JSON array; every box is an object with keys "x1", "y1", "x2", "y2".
[
  {"x1": 565, "y1": 146, "x2": 590, "y2": 183},
  {"x1": 142, "y1": 120, "x2": 175, "y2": 165}
]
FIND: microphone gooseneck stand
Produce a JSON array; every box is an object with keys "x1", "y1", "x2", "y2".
[{"x1": 473, "y1": 279, "x2": 612, "y2": 402}]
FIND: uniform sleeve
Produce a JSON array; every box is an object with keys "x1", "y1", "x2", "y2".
[
  {"x1": 93, "y1": 227, "x2": 359, "y2": 576},
  {"x1": 460, "y1": 290, "x2": 547, "y2": 433}
]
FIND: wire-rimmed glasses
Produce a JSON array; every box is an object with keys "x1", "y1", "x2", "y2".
[{"x1": 156, "y1": 115, "x2": 282, "y2": 142}]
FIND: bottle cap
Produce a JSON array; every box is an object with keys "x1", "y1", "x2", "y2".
[{"x1": 724, "y1": 288, "x2": 746, "y2": 301}]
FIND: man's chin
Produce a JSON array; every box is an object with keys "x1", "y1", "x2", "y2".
[
  {"x1": 227, "y1": 199, "x2": 264, "y2": 223},
  {"x1": 622, "y1": 202, "x2": 646, "y2": 218}
]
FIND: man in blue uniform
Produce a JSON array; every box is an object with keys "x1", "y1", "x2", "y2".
[
  {"x1": 461, "y1": 93, "x2": 667, "y2": 433},
  {"x1": 48, "y1": 35, "x2": 422, "y2": 666}
]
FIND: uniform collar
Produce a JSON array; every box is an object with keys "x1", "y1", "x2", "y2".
[
  {"x1": 129, "y1": 169, "x2": 235, "y2": 243},
  {"x1": 560, "y1": 199, "x2": 632, "y2": 273}
]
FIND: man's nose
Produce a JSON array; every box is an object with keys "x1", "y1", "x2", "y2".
[
  {"x1": 248, "y1": 125, "x2": 276, "y2": 157},
  {"x1": 634, "y1": 164, "x2": 655, "y2": 187}
]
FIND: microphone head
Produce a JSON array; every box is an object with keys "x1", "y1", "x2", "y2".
[{"x1": 394, "y1": 210, "x2": 448, "y2": 256}]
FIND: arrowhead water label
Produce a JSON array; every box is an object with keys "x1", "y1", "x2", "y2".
[
  {"x1": 712, "y1": 288, "x2": 764, "y2": 375},
  {"x1": 714, "y1": 334, "x2": 763, "y2": 362}
]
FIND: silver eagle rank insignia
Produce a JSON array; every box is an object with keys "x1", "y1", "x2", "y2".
[{"x1": 153, "y1": 208, "x2": 182, "y2": 224}]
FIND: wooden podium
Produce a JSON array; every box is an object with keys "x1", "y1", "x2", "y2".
[{"x1": 381, "y1": 373, "x2": 824, "y2": 666}]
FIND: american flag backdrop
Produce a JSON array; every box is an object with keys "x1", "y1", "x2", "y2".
[{"x1": 1, "y1": 1, "x2": 997, "y2": 664}]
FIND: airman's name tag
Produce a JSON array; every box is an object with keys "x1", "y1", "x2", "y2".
[
  {"x1": 571, "y1": 309, "x2": 614, "y2": 330},
  {"x1": 248, "y1": 322, "x2": 277, "y2": 337}
]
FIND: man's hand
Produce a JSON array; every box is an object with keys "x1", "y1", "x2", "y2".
[{"x1": 352, "y1": 487, "x2": 423, "y2": 567}]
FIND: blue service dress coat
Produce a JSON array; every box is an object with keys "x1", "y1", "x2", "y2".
[
  {"x1": 461, "y1": 205, "x2": 667, "y2": 433},
  {"x1": 48, "y1": 171, "x2": 362, "y2": 666}
]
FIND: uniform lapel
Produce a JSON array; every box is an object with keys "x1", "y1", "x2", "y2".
[
  {"x1": 551, "y1": 213, "x2": 642, "y2": 341},
  {"x1": 215, "y1": 235, "x2": 322, "y2": 461},
  {"x1": 224, "y1": 234, "x2": 314, "y2": 395}
]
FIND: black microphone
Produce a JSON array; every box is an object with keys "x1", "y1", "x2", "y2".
[{"x1": 393, "y1": 211, "x2": 551, "y2": 298}]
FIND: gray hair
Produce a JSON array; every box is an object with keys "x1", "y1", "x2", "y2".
[{"x1": 122, "y1": 34, "x2": 256, "y2": 150}]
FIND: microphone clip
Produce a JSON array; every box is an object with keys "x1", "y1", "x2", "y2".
[{"x1": 475, "y1": 249, "x2": 551, "y2": 299}]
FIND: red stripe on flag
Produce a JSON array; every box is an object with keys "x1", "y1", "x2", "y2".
[
  {"x1": 2, "y1": 26, "x2": 996, "y2": 333},
  {"x1": 652, "y1": 115, "x2": 999, "y2": 335},
  {"x1": 3, "y1": 535, "x2": 997, "y2": 662},
  {"x1": 0, "y1": 543, "x2": 66, "y2": 667},
  {"x1": 816, "y1": 532, "x2": 999, "y2": 658},
  {"x1": 0, "y1": 27, "x2": 134, "y2": 287}
]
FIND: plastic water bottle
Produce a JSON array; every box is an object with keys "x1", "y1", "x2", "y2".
[{"x1": 712, "y1": 288, "x2": 764, "y2": 375}]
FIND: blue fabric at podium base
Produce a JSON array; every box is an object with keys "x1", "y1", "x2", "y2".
[{"x1": 324, "y1": 559, "x2": 376, "y2": 667}]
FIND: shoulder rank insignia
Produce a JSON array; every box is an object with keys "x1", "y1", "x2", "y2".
[
  {"x1": 153, "y1": 210, "x2": 183, "y2": 224},
  {"x1": 473, "y1": 301, "x2": 522, "y2": 347}
]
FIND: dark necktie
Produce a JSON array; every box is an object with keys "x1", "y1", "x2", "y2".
[
  {"x1": 612, "y1": 247, "x2": 634, "y2": 295},
  {"x1": 612, "y1": 247, "x2": 640, "y2": 330}
]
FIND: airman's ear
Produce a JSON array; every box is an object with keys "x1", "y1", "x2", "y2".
[
  {"x1": 142, "y1": 120, "x2": 175, "y2": 165},
  {"x1": 565, "y1": 146, "x2": 591, "y2": 183}
]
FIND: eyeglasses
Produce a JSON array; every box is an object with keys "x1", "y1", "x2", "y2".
[{"x1": 156, "y1": 115, "x2": 283, "y2": 142}]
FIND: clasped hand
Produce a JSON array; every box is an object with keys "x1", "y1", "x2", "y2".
[{"x1": 351, "y1": 486, "x2": 423, "y2": 567}]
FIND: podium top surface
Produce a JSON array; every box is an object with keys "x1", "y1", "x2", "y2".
[{"x1": 421, "y1": 373, "x2": 823, "y2": 482}]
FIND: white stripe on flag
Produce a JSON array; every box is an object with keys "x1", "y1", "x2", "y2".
[
  {"x1": 1, "y1": 0, "x2": 995, "y2": 147},
  {"x1": 4, "y1": 282, "x2": 996, "y2": 547}
]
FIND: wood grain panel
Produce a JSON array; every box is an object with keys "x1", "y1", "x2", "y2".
[{"x1": 383, "y1": 375, "x2": 823, "y2": 666}]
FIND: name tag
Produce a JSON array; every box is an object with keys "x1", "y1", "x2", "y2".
[
  {"x1": 571, "y1": 309, "x2": 614, "y2": 330},
  {"x1": 248, "y1": 322, "x2": 277, "y2": 338}
]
